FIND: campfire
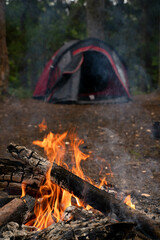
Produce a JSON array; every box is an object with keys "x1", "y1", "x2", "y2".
[
  {"x1": 24, "y1": 130, "x2": 96, "y2": 230},
  {"x1": 23, "y1": 123, "x2": 117, "y2": 231},
  {"x1": 0, "y1": 120, "x2": 159, "y2": 240}
]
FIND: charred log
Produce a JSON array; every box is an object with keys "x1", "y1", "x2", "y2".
[
  {"x1": 24, "y1": 219, "x2": 134, "y2": 240},
  {"x1": 0, "y1": 157, "x2": 44, "y2": 197},
  {"x1": 0, "y1": 197, "x2": 14, "y2": 208},
  {"x1": 0, "y1": 195, "x2": 35, "y2": 228},
  {"x1": 7, "y1": 144, "x2": 160, "y2": 239},
  {"x1": 0, "y1": 219, "x2": 135, "y2": 240}
]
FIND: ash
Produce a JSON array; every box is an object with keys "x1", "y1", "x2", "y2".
[{"x1": 0, "y1": 206, "x2": 136, "y2": 240}]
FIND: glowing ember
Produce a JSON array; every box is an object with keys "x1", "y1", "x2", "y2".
[
  {"x1": 124, "y1": 195, "x2": 135, "y2": 209},
  {"x1": 38, "y1": 118, "x2": 47, "y2": 132},
  {"x1": 23, "y1": 129, "x2": 111, "y2": 231},
  {"x1": 98, "y1": 177, "x2": 108, "y2": 189}
]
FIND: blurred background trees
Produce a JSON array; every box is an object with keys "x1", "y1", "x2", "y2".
[
  {"x1": 1, "y1": 0, "x2": 159, "y2": 97},
  {"x1": 0, "y1": 0, "x2": 9, "y2": 97},
  {"x1": 86, "y1": 0, "x2": 105, "y2": 40}
]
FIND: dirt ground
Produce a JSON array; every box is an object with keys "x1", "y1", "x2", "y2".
[{"x1": 0, "y1": 93, "x2": 160, "y2": 220}]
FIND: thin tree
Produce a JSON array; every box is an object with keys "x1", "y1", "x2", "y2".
[
  {"x1": 86, "y1": 0, "x2": 105, "y2": 40},
  {"x1": 0, "y1": 0, "x2": 9, "y2": 97},
  {"x1": 158, "y1": 28, "x2": 160, "y2": 92}
]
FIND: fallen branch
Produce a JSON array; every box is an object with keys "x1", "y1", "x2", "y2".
[{"x1": 7, "y1": 143, "x2": 160, "y2": 239}]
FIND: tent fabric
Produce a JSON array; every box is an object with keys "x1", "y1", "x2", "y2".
[{"x1": 33, "y1": 38, "x2": 131, "y2": 103}]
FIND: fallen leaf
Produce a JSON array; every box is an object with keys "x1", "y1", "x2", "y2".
[
  {"x1": 141, "y1": 193, "x2": 150, "y2": 197},
  {"x1": 146, "y1": 129, "x2": 151, "y2": 133}
]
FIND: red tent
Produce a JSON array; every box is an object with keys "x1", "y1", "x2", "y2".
[{"x1": 33, "y1": 38, "x2": 131, "y2": 103}]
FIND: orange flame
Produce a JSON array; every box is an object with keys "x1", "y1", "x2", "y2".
[
  {"x1": 70, "y1": 134, "x2": 90, "y2": 179},
  {"x1": 24, "y1": 130, "x2": 113, "y2": 230},
  {"x1": 30, "y1": 132, "x2": 70, "y2": 230},
  {"x1": 98, "y1": 177, "x2": 107, "y2": 189},
  {"x1": 124, "y1": 195, "x2": 135, "y2": 209},
  {"x1": 38, "y1": 118, "x2": 47, "y2": 133},
  {"x1": 21, "y1": 182, "x2": 26, "y2": 198}
]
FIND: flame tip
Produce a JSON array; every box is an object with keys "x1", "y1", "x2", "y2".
[{"x1": 124, "y1": 194, "x2": 135, "y2": 209}]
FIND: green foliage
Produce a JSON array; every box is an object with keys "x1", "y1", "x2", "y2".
[
  {"x1": 65, "y1": 0, "x2": 86, "y2": 40},
  {"x1": 5, "y1": 0, "x2": 160, "y2": 96},
  {"x1": 104, "y1": 0, "x2": 159, "y2": 92},
  {"x1": 8, "y1": 86, "x2": 32, "y2": 99},
  {"x1": 6, "y1": 0, "x2": 86, "y2": 93}
]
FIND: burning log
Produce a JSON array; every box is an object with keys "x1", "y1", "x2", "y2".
[
  {"x1": 0, "y1": 195, "x2": 35, "y2": 228},
  {"x1": 7, "y1": 144, "x2": 160, "y2": 239}
]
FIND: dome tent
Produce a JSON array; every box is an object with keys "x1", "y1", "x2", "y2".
[{"x1": 33, "y1": 38, "x2": 131, "y2": 103}]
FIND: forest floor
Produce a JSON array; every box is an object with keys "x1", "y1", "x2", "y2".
[{"x1": 0, "y1": 92, "x2": 160, "y2": 221}]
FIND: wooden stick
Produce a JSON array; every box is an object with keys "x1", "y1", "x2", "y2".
[
  {"x1": 7, "y1": 144, "x2": 160, "y2": 239},
  {"x1": 0, "y1": 195, "x2": 35, "y2": 227}
]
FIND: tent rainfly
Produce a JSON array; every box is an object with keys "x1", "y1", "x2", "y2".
[{"x1": 33, "y1": 38, "x2": 131, "y2": 103}]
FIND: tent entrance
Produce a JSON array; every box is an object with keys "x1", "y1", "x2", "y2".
[
  {"x1": 78, "y1": 51, "x2": 127, "y2": 99},
  {"x1": 79, "y1": 51, "x2": 110, "y2": 94}
]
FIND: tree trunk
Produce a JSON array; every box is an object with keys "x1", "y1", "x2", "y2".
[
  {"x1": 0, "y1": 0, "x2": 9, "y2": 97},
  {"x1": 158, "y1": 28, "x2": 160, "y2": 91},
  {"x1": 140, "y1": 1, "x2": 152, "y2": 92},
  {"x1": 19, "y1": 0, "x2": 28, "y2": 89},
  {"x1": 86, "y1": 0, "x2": 105, "y2": 40}
]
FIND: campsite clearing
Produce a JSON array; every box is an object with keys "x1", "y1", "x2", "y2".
[{"x1": 0, "y1": 92, "x2": 159, "y2": 220}]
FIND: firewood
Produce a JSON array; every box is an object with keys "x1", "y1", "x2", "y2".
[
  {"x1": 0, "y1": 205, "x2": 135, "y2": 240},
  {"x1": 24, "y1": 219, "x2": 135, "y2": 240},
  {"x1": 0, "y1": 197, "x2": 14, "y2": 208},
  {"x1": 0, "y1": 157, "x2": 44, "y2": 196},
  {"x1": 0, "y1": 195, "x2": 35, "y2": 228},
  {"x1": 7, "y1": 144, "x2": 160, "y2": 239},
  {"x1": 0, "y1": 216, "x2": 135, "y2": 240}
]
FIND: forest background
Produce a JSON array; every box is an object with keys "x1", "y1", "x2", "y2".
[{"x1": 0, "y1": 0, "x2": 160, "y2": 98}]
